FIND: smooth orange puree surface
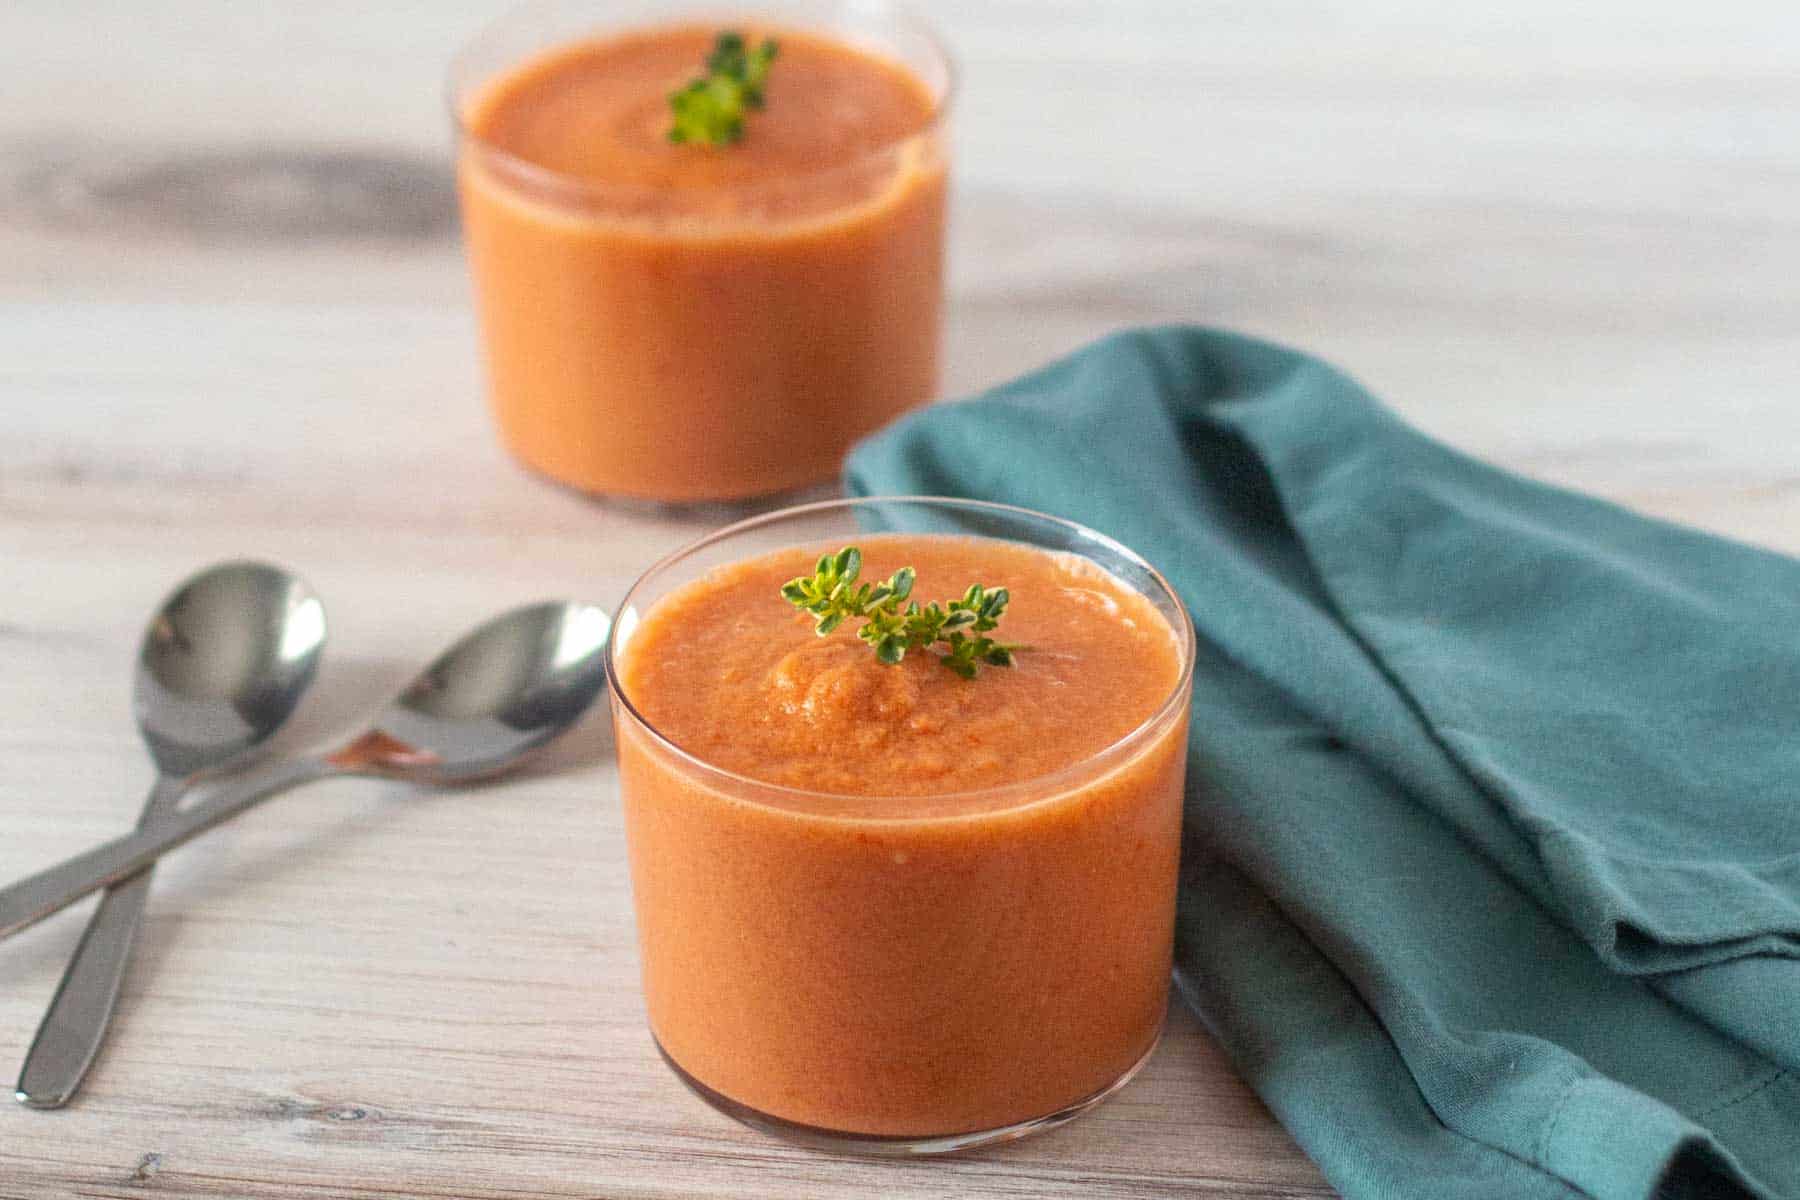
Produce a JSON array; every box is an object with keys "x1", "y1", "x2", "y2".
[
  {"x1": 615, "y1": 535, "x2": 1190, "y2": 1136},
  {"x1": 471, "y1": 27, "x2": 936, "y2": 200},
  {"x1": 459, "y1": 25, "x2": 947, "y2": 501}
]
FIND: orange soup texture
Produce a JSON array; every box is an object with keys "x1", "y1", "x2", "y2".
[
  {"x1": 614, "y1": 535, "x2": 1190, "y2": 1135},
  {"x1": 458, "y1": 24, "x2": 947, "y2": 502}
]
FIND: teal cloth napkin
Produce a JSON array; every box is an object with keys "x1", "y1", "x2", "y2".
[{"x1": 844, "y1": 327, "x2": 1800, "y2": 1200}]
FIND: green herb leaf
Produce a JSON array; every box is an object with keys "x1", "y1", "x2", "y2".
[
  {"x1": 780, "y1": 546, "x2": 1020, "y2": 678},
  {"x1": 668, "y1": 31, "x2": 780, "y2": 147}
]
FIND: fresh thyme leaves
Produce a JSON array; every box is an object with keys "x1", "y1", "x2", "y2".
[
  {"x1": 667, "y1": 31, "x2": 780, "y2": 147},
  {"x1": 781, "y1": 546, "x2": 1017, "y2": 679}
]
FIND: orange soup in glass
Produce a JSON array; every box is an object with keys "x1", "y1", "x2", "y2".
[
  {"x1": 451, "y1": 2, "x2": 951, "y2": 504},
  {"x1": 607, "y1": 498, "x2": 1196, "y2": 1151}
]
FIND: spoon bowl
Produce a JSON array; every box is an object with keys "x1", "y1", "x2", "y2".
[
  {"x1": 344, "y1": 602, "x2": 613, "y2": 782},
  {"x1": 136, "y1": 563, "x2": 327, "y2": 778}
]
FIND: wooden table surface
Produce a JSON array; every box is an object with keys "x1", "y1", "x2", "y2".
[{"x1": 2, "y1": 1, "x2": 1796, "y2": 1196}]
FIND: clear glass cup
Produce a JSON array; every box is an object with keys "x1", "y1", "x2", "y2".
[
  {"x1": 449, "y1": 1, "x2": 953, "y2": 506},
  {"x1": 606, "y1": 497, "x2": 1197, "y2": 1152}
]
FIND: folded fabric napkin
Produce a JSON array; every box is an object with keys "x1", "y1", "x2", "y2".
[{"x1": 845, "y1": 327, "x2": 1800, "y2": 1200}]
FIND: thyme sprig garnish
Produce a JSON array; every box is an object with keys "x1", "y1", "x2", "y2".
[
  {"x1": 781, "y1": 546, "x2": 1017, "y2": 678},
  {"x1": 668, "y1": 31, "x2": 780, "y2": 147}
]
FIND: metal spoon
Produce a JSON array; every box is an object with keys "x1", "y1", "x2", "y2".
[
  {"x1": 16, "y1": 561, "x2": 326, "y2": 1108},
  {"x1": 0, "y1": 601, "x2": 610, "y2": 947}
]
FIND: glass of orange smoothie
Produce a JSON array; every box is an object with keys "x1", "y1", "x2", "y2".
[
  {"x1": 450, "y1": 2, "x2": 951, "y2": 505},
  {"x1": 607, "y1": 497, "x2": 1195, "y2": 1151}
]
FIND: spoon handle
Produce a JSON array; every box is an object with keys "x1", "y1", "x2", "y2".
[
  {"x1": 15, "y1": 775, "x2": 186, "y2": 1107},
  {"x1": 0, "y1": 757, "x2": 335, "y2": 944}
]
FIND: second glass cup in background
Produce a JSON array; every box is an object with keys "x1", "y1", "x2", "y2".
[{"x1": 450, "y1": 0, "x2": 953, "y2": 506}]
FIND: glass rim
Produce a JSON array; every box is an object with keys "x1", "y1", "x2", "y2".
[
  {"x1": 604, "y1": 495, "x2": 1198, "y2": 820},
  {"x1": 445, "y1": 0, "x2": 958, "y2": 209}
]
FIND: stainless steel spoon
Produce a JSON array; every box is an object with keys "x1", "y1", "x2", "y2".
[
  {"x1": 0, "y1": 601, "x2": 610, "y2": 947},
  {"x1": 16, "y1": 561, "x2": 326, "y2": 1109}
]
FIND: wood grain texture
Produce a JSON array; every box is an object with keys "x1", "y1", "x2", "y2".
[{"x1": 1, "y1": 0, "x2": 1797, "y2": 1196}]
